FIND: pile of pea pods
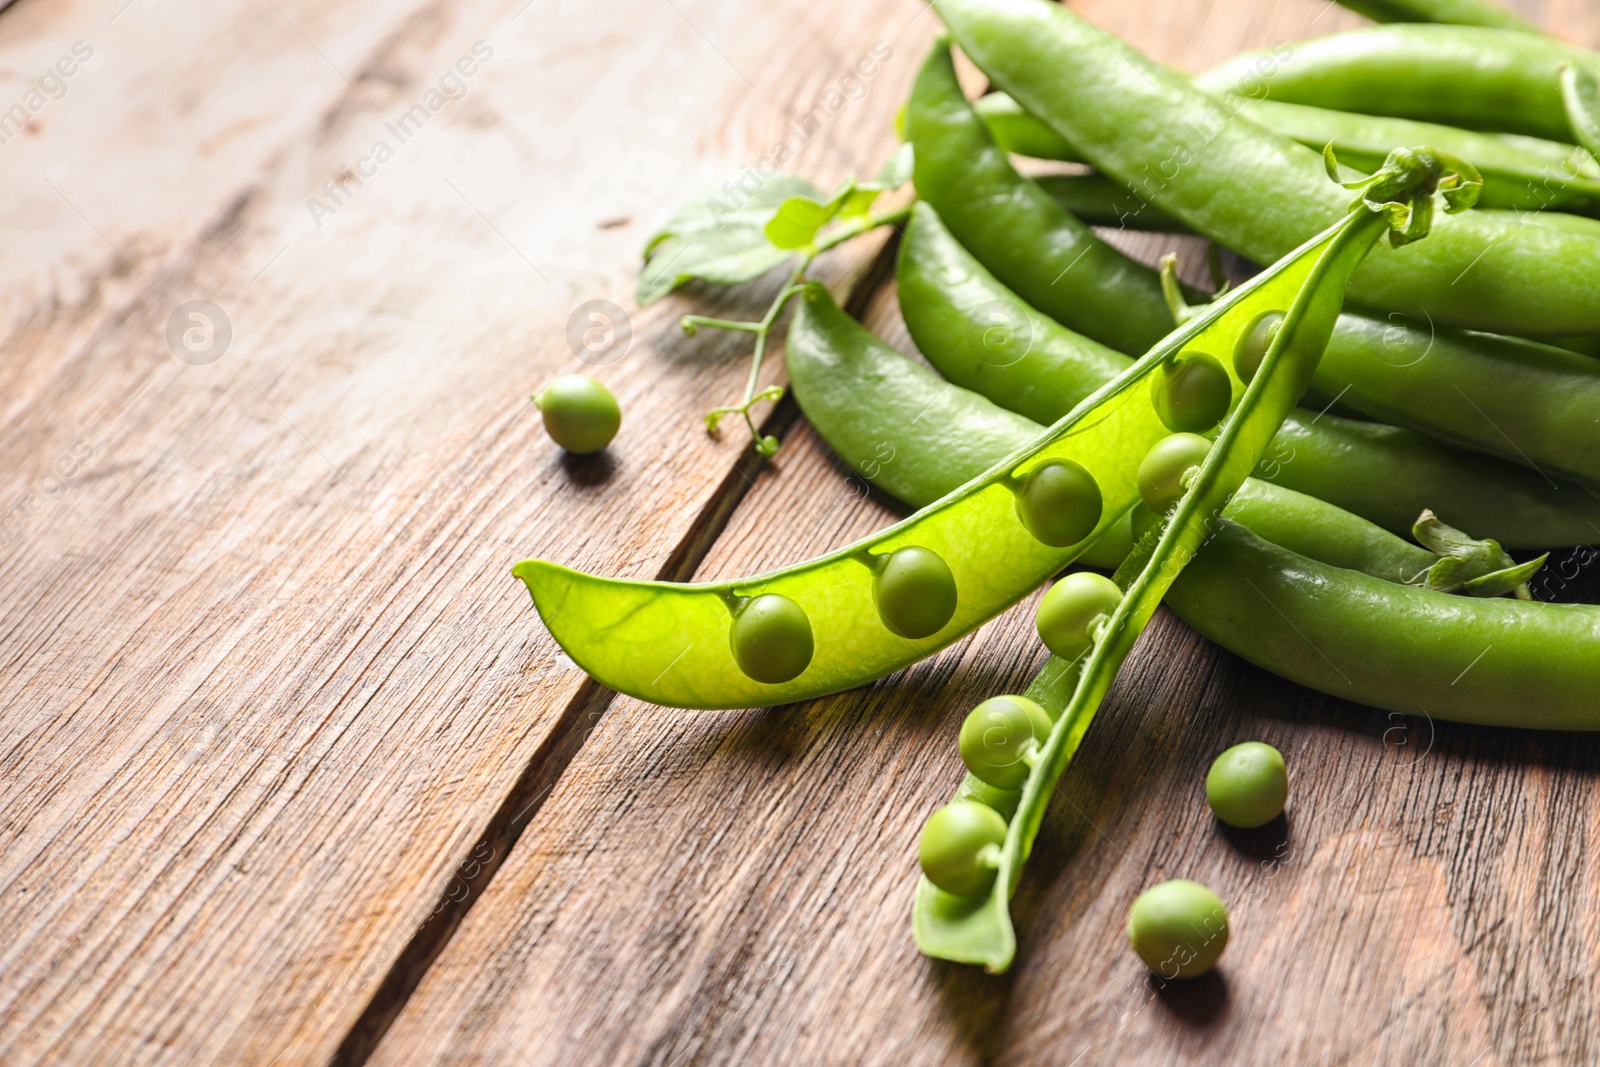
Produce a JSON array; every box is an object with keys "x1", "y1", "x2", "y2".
[{"x1": 523, "y1": 0, "x2": 1600, "y2": 975}]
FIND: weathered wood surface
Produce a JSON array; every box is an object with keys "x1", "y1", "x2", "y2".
[
  {"x1": 0, "y1": 0, "x2": 920, "y2": 1063},
  {"x1": 5, "y1": 0, "x2": 1600, "y2": 1065}
]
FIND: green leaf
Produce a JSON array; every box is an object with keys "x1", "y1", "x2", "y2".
[
  {"x1": 764, "y1": 195, "x2": 836, "y2": 250},
  {"x1": 637, "y1": 173, "x2": 821, "y2": 305}
]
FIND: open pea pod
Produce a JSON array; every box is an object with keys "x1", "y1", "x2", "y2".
[
  {"x1": 514, "y1": 152, "x2": 1449, "y2": 711},
  {"x1": 912, "y1": 153, "x2": 1456, "y2": 971}
]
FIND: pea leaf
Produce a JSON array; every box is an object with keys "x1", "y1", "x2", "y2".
[
  {"x1": 637, "y1": 173, "x2": 821, "y2": 305},
  {"x1": 764, "y1": 194, "x2": 837, "y2": 249}
]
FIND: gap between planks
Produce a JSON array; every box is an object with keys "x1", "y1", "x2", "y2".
[{"x1": 328, "y1": 230, "x2": 905, "y2": 1067}]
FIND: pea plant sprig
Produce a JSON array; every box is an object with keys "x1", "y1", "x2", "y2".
[{"x1": 638, "y1": 147, "x2": 913, "y2": 455}]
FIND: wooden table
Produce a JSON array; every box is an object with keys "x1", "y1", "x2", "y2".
[{"x1": 5, "y1": 0, "x2": 1599, "y2": 1063}]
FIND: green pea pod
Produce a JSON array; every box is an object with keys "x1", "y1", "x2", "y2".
[
  {"x1": 909, "y1": 175, "x2": 1436, "y2": 971},
  {"x1": 516, "y1": 156, "x2": 1432, "y2": 710},
  {"x1": 898, "y1": 200, "x2": 1600, "y2": 546},
  {"x1": 906, "y1": 38, "x2": 1180, "y2": 355},
  {"x1": 1196, "y1": 26, "x2": 1590, "y2": 145},
  {"x1": 980, "y1": 90, "x2": 1600, "y2": 214},
  {"x1": 936, "y1": 0, "x2": 1600, "y2": 336},
  {"x1": 924, "y1": 103, "x2": 1600, "y2": 491},
  {"x1": 1033, "y1": 174, "x2": 1193, "y2": 234},
  {"x1": 1169, "y1": 521, "x2": 1600, "y2": 731},
  {"x1": 1333, "y1": 0, "x2": 1540, "y2": 33}
]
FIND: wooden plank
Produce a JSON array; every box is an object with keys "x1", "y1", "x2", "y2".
[
  {"x1": 0, "y1": 1, "x2": 921, "y2": 1064},
  {"x1": 369, "y1": 1, "x2": 1600, "y2": 1064}
]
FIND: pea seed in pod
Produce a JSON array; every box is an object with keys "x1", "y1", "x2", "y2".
[
  {"x1": 533, "y1": 374, "x2": 621, "y2": 454},
  {"x1": 1127, "y1": 880, "x2": 1230, "y2": 979},
  {"x1": 919, "y1": 800, "x2": 1008, "y2": 898},
  {"x1": 1137, "y1": 433, "x2": 1213, "y2": 514},
  {"x1": 1014, "y1": 459, "x2": 1103, "y2": 547},
  {"x1": 1234, "y1": 312, "x2": 1283, "y2": 385},
  {"x1": 1151, "y1": 352, "x2": 1232, "y2": 433},
  {"x1": 729, "y1": 594, "x2": 814, "y2": 684},
  {"x1": 958, "y1": 695, "x2": 1054, "y2": 789},
  {"x1": 1206, "y1": 741, "x2": 1289, "y2": 829},
  {"x1": 873, "y1": 546, "x2": 958, "y2": 639},
  {"x1": 1036, "y1": 571, "x2": 1123, "y2": 660}
]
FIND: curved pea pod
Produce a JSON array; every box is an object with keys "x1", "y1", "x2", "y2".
[
  {"x1": 1332, "y1": 0, "x2": 1540, "y2": 32},
  {"x1": 1196, "y1": 26, "x2": 1586, "y2": 144},
  {"x1": 515, "y1": 170, "x2": 1412, "y2": 710},
  {"x1": 1168, "y1": 520, "x2": 1600, "y2": 731},
  {"x1": 935, "y1": 0, "x2": 1600, "y2": 337},
  {"x1": 906, "y1": 37, "x2": 1180, "y2": 356},
  {"x1": 980, "y1": 89, "x2": 1600, "y2": 215}
]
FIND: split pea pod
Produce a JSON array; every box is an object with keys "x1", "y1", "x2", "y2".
[
  {"x1": 518, "y1": 174, "x2": 1420, "y2": 709},
  {"x1": 898, "y1": 201, "x2": 1600, "y2": 546},
  {"x1": 1196, "y1": 26, "x2": 1591, "y2": 144},
  {"x1": 978, "y1": 91, "x2": 1600, "y2": 214},
  {"x1": 934, "y1": 0, "x2": 1600, "y2": 337}
]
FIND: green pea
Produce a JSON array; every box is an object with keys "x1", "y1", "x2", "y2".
[
  {"x1": 730, "y1": 594, "x2": 814, "y2": 684},
  {"x1": 1151, "y1": 351, "x2": 1232, "y2": 434},
  {"x1": 1035, "y1": 571, "x2": 1123, "y2": 660},
  {"x1": 958, "y1": 695, "x2": 1054, "y2": 789},
  {"x1": 1127, "y1": 880, "x2": 1230, "y2": 979},
  {"x1": 874, "y1": 546, "x2": 958, "y2": 639},
  {"x1": 1137, "y1": 433, "x2": 1214, "y2": 514},
  {"x1": 533, "y1": 375, "x2": 621, "y2": 454},
  {"x1": 1014, "y1": 459, "x2": 1104, "y2": 547},
  {"x1": 919, "y1": 800, "x2": 1008, "y2": 898},
  {"x1": 1205, "y1": 741, "x2": 1289, "y2": 829},
  {"x1": 1235, "y1": 312, "x2": 1284, "y2": 384}
]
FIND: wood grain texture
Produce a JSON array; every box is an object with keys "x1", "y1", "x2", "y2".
[
  {"x1": 0, "y1": 0, "x2": 920, "y2": 1063},
  {"x1": 368, "y1": 2, "x2": 1600, "y2": 1066}
]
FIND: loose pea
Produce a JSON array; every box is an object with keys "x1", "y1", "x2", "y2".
[
  {"x1": 874, "y1": 546, "x2": 958, "y2": 639},
  {"x1": 533, "y1": 375, "x2": 622, "y2": 454},
  {"x1": 730, "y1": 594, "x2": 814, "y2": 684},
  {"x1": 1127, "y1": 880, "x2": 1230, "y2": 979},
  {"x1": 1015, "y1": 459, "x2": 1104, "y2": 547},
  {"x1": 1235, "y1": 312, "x2": 1284, "y2": 384},
  {"x1": 1151, "y1": 352, "x2": 1232, "y2": 434},
  {"x1": 958, "y1": 695, "x2": 1054, "y2": 789},
  {"x1": 1036, "y1": 571, "x2": 1123, "y2": 660},
  {"x1": 1205, "y1": 741, "x2": 1289, "y2": 829},
  {"x1": 1137, "y1": 433, "x2": 1214, "y2": 514},
  {"x1": 919, "y1": 800, "x2": 1008, "y2": 898}
]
